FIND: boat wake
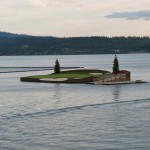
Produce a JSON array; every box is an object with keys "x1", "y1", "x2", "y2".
[{"x1": 1, "y1": 98, "x2": 150, "y2": 120}]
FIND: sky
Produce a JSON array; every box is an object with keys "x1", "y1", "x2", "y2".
[{"x1": 0, "y1": 0, "x2": 150, "y2": 37}]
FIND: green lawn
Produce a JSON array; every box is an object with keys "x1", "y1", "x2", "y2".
[
  {"x1": 28, "y1": 73, "x2": 92, "y2": 79},
  {"x1": 25, "y1": 69, "x2": 110, "y2": 79}
]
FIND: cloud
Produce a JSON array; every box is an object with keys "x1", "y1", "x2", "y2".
[
  {"x1": 0, "y1": 0, "x2": 150, "y2": 36},
  {"x1": 0, "y1": 0, "x2": 48, "y2": 10},
  {"x1": 105, "y1": 10, "x2": 150, "y2": 20}
]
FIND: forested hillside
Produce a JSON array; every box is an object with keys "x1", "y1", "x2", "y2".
[{"x1": 0, "y1": 32, "x2": 150, "y2": 55}]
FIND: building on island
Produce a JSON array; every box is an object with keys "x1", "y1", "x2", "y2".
[{"x1": 95, "y1": 70, "x2": 131, "y2": 83}]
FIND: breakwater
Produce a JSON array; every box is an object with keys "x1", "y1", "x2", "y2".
[{"x1": 0, "y1": 67, "x2": 83, "y2": 73}]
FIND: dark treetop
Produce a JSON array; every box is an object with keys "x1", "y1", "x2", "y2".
[
  {"x1": 112, "y1": 55, "x2": 119, "y2": 74},
  {"x1": 54, "y1": 59, "x2": 60, "y2": 74}
]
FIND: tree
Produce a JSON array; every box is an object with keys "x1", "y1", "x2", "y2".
[
  {"x1": 112, "y1": 55, "x2": 119, "y2": 74},
  {"x1": 54, "y1": 59, "x2": 61, "y2": 74}
]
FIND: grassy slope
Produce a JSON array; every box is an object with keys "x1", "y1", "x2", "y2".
[
  {"x1": 25, "y1": 69, "x2": 109, "y2": 79},
  {"x1": 28, "y1": 73, "x2": 93, "y2": 79}
]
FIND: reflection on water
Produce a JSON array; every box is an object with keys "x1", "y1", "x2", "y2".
[
  {"x1": 53, "y1": 84, "x2": 61, "y2": 100},
  {"x1": 113, "y1": 85, "x2": 121, "y2": 101},
  {"x1": 52, "y1": 84, "x2": 62, "y2": 109}
]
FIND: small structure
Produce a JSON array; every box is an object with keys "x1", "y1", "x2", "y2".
[
  {"x1": 111, "y1": 70, "x2": 131, "y2": 82},
  {"x1": 94, "y1": 70, "x2": 131, "y2": 84},
  {"x1": 93, "y1": 70, "x2": 147, "y2": 85}
]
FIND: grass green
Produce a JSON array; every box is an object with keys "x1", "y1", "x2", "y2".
[{"x1": 25, "y1": 70, "x2": 110, "y2": 79}]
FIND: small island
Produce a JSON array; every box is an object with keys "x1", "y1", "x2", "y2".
[
  {"x1": 20, "y1": 56, "x2": 147, "y2": 85},
  {"x1": 20, "y1": 69, "x2": 110, "y2": 83}
]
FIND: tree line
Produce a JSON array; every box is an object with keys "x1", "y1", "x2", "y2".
[{"x1": 0, "y1": 34, "x2": 150, "y2": 55}]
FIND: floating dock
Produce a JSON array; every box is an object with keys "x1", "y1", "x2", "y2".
[{"x1": 87, "y1": 80, "x2": 148, "y2": 85}]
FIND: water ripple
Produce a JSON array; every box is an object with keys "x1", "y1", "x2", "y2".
[{"x1": 1, "y1": 98, "x2": 150, "y2": 120}]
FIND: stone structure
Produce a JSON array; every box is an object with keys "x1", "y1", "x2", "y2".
[{"x1": 95, "y1": 70, "x2": 131, "y2": 83}]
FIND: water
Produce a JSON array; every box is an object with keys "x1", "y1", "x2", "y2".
[{"x1": 0, "y1": 54, "x2": 150, "y2": 150}]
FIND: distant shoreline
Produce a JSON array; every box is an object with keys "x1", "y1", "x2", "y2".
[{"x1": 1, "y1": 32, "x2": 150, "y2": 55}]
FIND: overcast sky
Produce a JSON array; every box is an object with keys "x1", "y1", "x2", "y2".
[{"x1": 0, "y1": 0, "x2": 150, "y2": 37}]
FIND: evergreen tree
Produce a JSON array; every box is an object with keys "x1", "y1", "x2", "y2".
[
  {"x1": 112, "y1": 55, "x2": 119, "y2": 74},
  {"x1": 54, "y1": 59, "x2": 60, "y2": 74}
]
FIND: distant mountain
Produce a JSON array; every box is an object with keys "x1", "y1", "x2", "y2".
[
  {"x1": 0, "y1": 32, "x2": 150, "y2": 55},
  {"x1": 0, "y1": 31, "x2": 29, "y2": 38}
]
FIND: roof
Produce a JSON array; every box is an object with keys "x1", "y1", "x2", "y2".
[{"x1": 118, "y1": 70, "x2": 130, "y2": 74}]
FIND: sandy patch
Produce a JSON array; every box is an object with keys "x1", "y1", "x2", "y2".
[
  {"x1": 40, "y1": 78, "x2": 67, "y2": 81},
  {"x1": 90, "y1": 73, "x2": 103, "y2": 75}
]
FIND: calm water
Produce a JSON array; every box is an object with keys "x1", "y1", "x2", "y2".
[{"x1": 0, "y1": 54, "x2": 150, "y2": 150}]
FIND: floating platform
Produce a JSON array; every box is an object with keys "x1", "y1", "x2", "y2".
[{"x1": 87, "y1": 80, "x2": 148, "y2": 85}]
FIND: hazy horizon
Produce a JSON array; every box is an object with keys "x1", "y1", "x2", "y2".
[{"x1": 1, "y1": 30, "x2": 150, "y2": 38}]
